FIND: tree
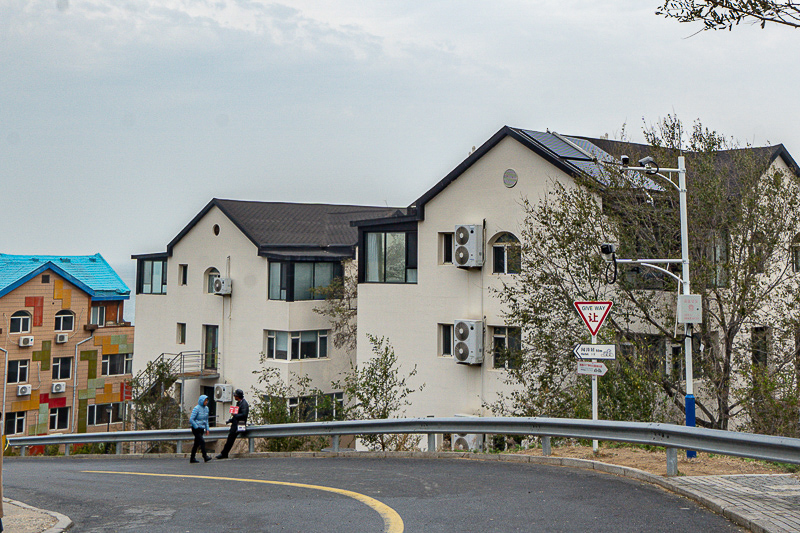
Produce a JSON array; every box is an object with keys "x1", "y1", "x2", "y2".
[
  {"x1": 130, "y1": 359, "x2": 184, "y2": 452},
  {"x1": 332, "y1": 335, "x2": 424, "y2": 450},
  {"x1": 494, "y1": 116, "x2": 800, "y2": 434},
  {"x1": 657, "y1": 1, "x2": 800, "y2": 31},
  {"x1": 313, "y1": 259, "x2": 358, "y2": 352}
]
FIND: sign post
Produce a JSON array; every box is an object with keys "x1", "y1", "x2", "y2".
[{"x1": 574, "y1": 301, "x2": 613, "y2": 453}]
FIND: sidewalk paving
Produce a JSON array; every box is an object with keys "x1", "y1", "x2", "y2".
[{"x1": 7, "y1": 454, "x2": 800, "y2": 533}]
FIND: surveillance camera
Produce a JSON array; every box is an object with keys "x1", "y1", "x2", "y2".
[
  {"x1": 638, "y1": 156, "x2": 655, "y2": 167},
  {"x1": 600, "y1": 243, "x2": 616, "y2": 255},
  {"x1": 620, "y1": 155, "x2": 630, "y2": 167}
]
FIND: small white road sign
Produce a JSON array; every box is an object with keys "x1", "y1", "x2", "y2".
[
  {"x1": 573, "y1": 344, "x2": 616, "y2": 360},
  {"x1": 577, "y1": 361, "x2": 608, "y2": 376},
  {"x1": 574, "y1": 301, "x2": 613, "y2": 336}
]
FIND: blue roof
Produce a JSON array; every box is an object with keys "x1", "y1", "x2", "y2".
[{"x1": 0, "y1": 254, "x2": 130, "y2": 301}]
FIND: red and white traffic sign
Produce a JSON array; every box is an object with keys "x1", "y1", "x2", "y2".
[
  {"x1": 574, "y1": 301, "x2": 613, "y2": 336},
  {"x1": 577, "y1": 361, "x2": 608, "y2": 376}
]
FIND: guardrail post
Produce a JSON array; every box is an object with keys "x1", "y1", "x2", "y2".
[
  {"x1": 248, "y1": 437, "x2": 255, "y2": 454},
  {"x1": 666, "y1": 447, "x2": 678, "y2": 476},
  {"x1": 116, "y1": 442, "x2": 122, "y2": 455},
  {"x1": 21, "y1": 446, "x2": 27, "y2": 457},
  {"x1": 64, "y1": 444, "x2": 70, "y2": 456},
  {"x1": 176, "y1": 440, "x2": 182, "y2": 454},
  {"x1": 332, "y1": 435, "x2": 340, "y2": 452},
  {"x1": 542, "y1": 436, "x2": 551, "y2": 456},
  {"x1": 427, "y1": 433, "x2": 436, "y2": 452}
]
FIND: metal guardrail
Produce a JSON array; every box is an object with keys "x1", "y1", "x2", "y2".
[{"x1": 8, "y1": 417, "x2": 800, "y2": 476}]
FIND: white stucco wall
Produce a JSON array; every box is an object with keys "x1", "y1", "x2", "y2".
[{"x1": 357, "y1": 136, "x2": 579, "y2": 418}]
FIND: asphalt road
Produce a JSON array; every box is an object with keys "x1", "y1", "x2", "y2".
[{"x1": 5, "y1": 455, "x2": 743, "y2": 532}]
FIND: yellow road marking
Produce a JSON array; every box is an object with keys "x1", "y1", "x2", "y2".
[{"x1": 84, "y1": 470, "x2": 404, "y2": 533}]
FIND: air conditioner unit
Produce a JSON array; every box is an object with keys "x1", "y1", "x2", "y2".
[
  {"x1": 17, "y1": 384, "x2": 32, "y2": 396},
  {"x1": 453, "y1": 224, "x2": 484, "y2": 268},
  {"x1": 55, "y1": 333, "x2": 69, "y2": 344},
  {"x1": 213, "y1": 277, "x2": 232, "y2": 295},
  {"x1": 452, "y1": 433, "x2": 483, "y2": 452},
  {"x1": 19, "y1": 336, "x2": 34, "y2": 347},
  {"x1": 453, "y1": 319, "x2": 483, "y2": 365},
  {"x1": 52, "y1": 382, "x2": 67, "y2": 394},
  {"x1": 214, "y1": 383, "x2": 233, "y2": 402}
]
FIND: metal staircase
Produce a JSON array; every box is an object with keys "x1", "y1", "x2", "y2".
[{"x1": 134, "y1": 351, "x2": 219, "y2": 399}]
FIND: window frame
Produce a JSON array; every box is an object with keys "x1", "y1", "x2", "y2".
[
  {"x1": 439, "y1": 323, "x2": 454, "y2": 357},
  {"x1": 491, "y1": 232, "x2": 521, "y2": 275},
  {"x1": 10, "y1": 311, "x2": 31, "y2": 334},
  {"x1": 90, "y1": 305, "x2": 106, "y2": 327},
  {"x1": 101, "y1": 353, "x2": 133, "y2": 376},
  {"x1": 264, "y1": 330, "x2": 329, "y2": 361},
  {"x1": 49, "y1": 406, "x2": 70, "y2": 431},
  {"x1": 492, "y1": 326, "x2": 522, "y2": 370},
  {"x1": 268, "y1": 261, "x2": 343, "y2": 302},
  {"x1": 87, "y1": 402, "x2": 126, "y2": 426},
  {"x1": 137, "y1": 258, "x2": 167, "y2": 295},
  {"x1": 179, "y1": 264, "x2": 188, "y2": 286},
  {"x1": 54, "y1": 310, "x2": 75, "y2": 332},
  {"x1": 440, "y1": 232, "x2": 454, "y2": 265},
  {"x1": 206, "y1": 268, "x2": 220, "y2": 294},
  {"x1": 7, "y1": 360, "x2": 29, "y2": 384},
  {"x1": 363, "y1": 229, "x2": 418, "y2": 283},
  {"x1": 4, "y1": 411, "x2": 26, "y2": 435},
  {"x1": 177, "y1": 323, "x2": 187, "y2": 344},
  {"x1": 52, "y1": 356, "x2": 72, "y2": 380}
]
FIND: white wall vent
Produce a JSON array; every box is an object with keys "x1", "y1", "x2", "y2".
[
  {"x1": 17, "y1": 384, "x2": 32, "y2": 396},
  {"x1": 19, "y1": 336, "x2": 34, "y2": 347},
  {"x1": 453, "y1": 224, "x2": 484, "y2": 268},
  {"x1": 453, "y1": 319, "x2": 483, "y2": 365},
  {"x1": 55, "y1": 333, "x2": 69, "y2": 344},
  {"x1": 214, "y1": 383, "x2": 233, "y2": 402},
  {"x1": 213, "y1": 277, "x2": 232, "y2": 295},
  {"x1": 52, "y1": 382, "x2": 67, "y2": 394}
]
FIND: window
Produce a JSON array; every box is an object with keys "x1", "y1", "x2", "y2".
[
  {"x1": 177, "y1": 323, "x2": 186, "y2": 344},
  {"x1": 52, "y1": 357, "x2": 72, "y2": 380},
  {"x1": 206, "y1": 268, "x2": 220, "y2": 294},
  {"x1": 42, "y1": 274, "x2": 50, "y2": 283},
  {"x1": 792, "y1": 234, "x2": 800, "y2": 273},
  {"x1": 269, "y1": 261, "x2": 343, "y2": 301},
  {"x1": 364, "y1": 230, "x2": 418, "y2": 283},
  {"x1": 87, "y1": 403, "x2": 125, "y2": 425},
  {"x1": 440, "y1": 323, "x2": 454, "y2": 357},
  {"x1": 102, "y1": 353, "x2": 133, "y2": 376},
  {"x1": 54, "y1": 310, "x2": 75, "y2": 332},
  {"x1": 492, "y1": 326, "x2": 521, "y2": 369},
  {"x1": 752, "y1": 326, "x2": 769, "y2": 368},
  {"x1": 283, "y1": 392, "x2": 344, "y2": 422},
  {"x1": 751, "y1": 231, "x2": 767, "y2": 274},
  {"x1": 203, "y1": 325, "x2": 218, "y2": 369},
  {"x1": 265, "y1": 330, "x2": 328, "y2": 360},
  {"x1": 90, "y1": 305, "x2": 106, "y2": 326},
  {"x1": 440, "y1": 233, "x2": 454, "y2": 264},
  {"x1": 179, "y1": 264, "x2": 188, "y2": 285},
  {"x1": 50, "y1": 406, "x2": 70, "y2": 430},
  {"x1": 492, "y1": 233, "x2": 521, "y2": 274},
  {"x1": 710, "y1": 231, "x2": 729, "y2": 287},
  {"x1": 138, "y1": 259, "x2": 167, "y2": 294},
  {"x1": 7, "y1": 360, "x2": 29, "y2": 383},
  {"x1": 10, "y1": 311, "x2": 31, "y2": 334},
  {"x1": 5, "y1": 411, "x2": 25, "y2": 435}
]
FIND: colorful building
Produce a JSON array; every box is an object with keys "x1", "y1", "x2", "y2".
[{"x1": 0, "y1": 254, "x2": 134, "y2": 442}]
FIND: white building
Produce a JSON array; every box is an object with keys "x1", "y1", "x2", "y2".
[{"x1": 132, "y1": 199, "x2": 398, "y2": 423}]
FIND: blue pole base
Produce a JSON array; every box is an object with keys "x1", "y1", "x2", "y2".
[{"x1": 685, "y1": 394, "x2": 697, "y2": 459}]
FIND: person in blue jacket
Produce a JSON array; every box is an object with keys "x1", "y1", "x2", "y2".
[{"x1": 189, "y1": 394, "x2": 212, "y2": 463}]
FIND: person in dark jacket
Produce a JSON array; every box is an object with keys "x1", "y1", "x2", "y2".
[
  {"x1": 189, "y1": 394, "x2": 212, "y2": 463},
  {"x1": 216, "y1": 389, "x2": 249, "y2": 459}
]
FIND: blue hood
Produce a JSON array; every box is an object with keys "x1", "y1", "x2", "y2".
[{"x1": 198, "y1": 394, "x2": 208, "y2": 407}]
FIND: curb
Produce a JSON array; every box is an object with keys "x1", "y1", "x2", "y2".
[{"x1": 3, "y1": 497, "x2": 73, "y2": 533}]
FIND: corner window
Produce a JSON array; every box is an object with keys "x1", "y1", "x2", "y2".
[
  {"x1": 265, "y1": 330, "x2": 328, "y2": 360},
  {"x1": 269, "y1": 262, "x2": 343, "y2": 301},
  {"x1": 102, "y1": 353, "x2": 133, "y2": 376},
  {"x1": 52, "y1": 357, "x2": 72, "y2": 380},
  {"x1": 365, "y1": 230, "x2": 417, "y2": 283},
  {"x1": 206, "y1": 268, "x2": 220, "y2": 294},
  {"x1": 55, "y1": 310, "x2": 75, "y2": 332},
  {"x1": 138, "y1": 259, "x2": 167, "y2": 294},
  {"x1": 90, "y1": 305, "x2": 106, "y2": 326},
  {"x1": 492, "y1": 326, "x2": 521, "y2": 370},
  {"x1": 4, "y1": 411, "x2": 26, "y2": 435},
  {"x1": 7, "y1": 360, "x2": 29, "y2": 383},
  {"x1": 10, "y1": 311, "x2": 31, "y2": 334},
  {"x1": 492, "y1": 233, "x2": 521, "y2": 274},
  {"x1": 50, "y1": 406, "x2": 70, "y2": 430}
]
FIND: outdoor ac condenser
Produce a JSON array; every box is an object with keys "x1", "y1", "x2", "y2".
[
  {"x1": 453, "y1": 319, "x2": 484, "y2": 365},
  {"x1": 214, "y1": 383, "x2": 233, "y2": 402},
  {"x1": 453, "y1": 224, "x2": 484, "y2": 268}
]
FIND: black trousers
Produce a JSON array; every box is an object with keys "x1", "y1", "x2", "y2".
[
  {"x1": 191, "y1": 427, "x2": 208, "y2": 459},
  {"x1": 219, "y1": 425, "x2": 242, "y2": 457}
]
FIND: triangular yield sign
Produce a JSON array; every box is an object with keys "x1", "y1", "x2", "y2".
[{"x1": 574, "y1": 301, "x2": 613, "y2": 336}]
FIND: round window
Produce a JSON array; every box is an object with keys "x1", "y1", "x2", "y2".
[
  {"x1": 213, "y1": 224, "x2": 220, "y2": 236},
  {"x1": 503, "y1": 169, "x2": 518, "y2": 188}
]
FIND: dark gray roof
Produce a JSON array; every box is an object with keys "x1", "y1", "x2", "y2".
[{"x1": 137, "y1": 199, "x2": 403, "y2": 259}]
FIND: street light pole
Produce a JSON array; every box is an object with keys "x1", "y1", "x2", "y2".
[{"x1": 606, "y1": 155, "x2": 697, "y2": 458}]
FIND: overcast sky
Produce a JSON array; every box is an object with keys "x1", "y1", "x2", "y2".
[{"x1": 2, "y1": 1, "x2": 798, "y2": 288}]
